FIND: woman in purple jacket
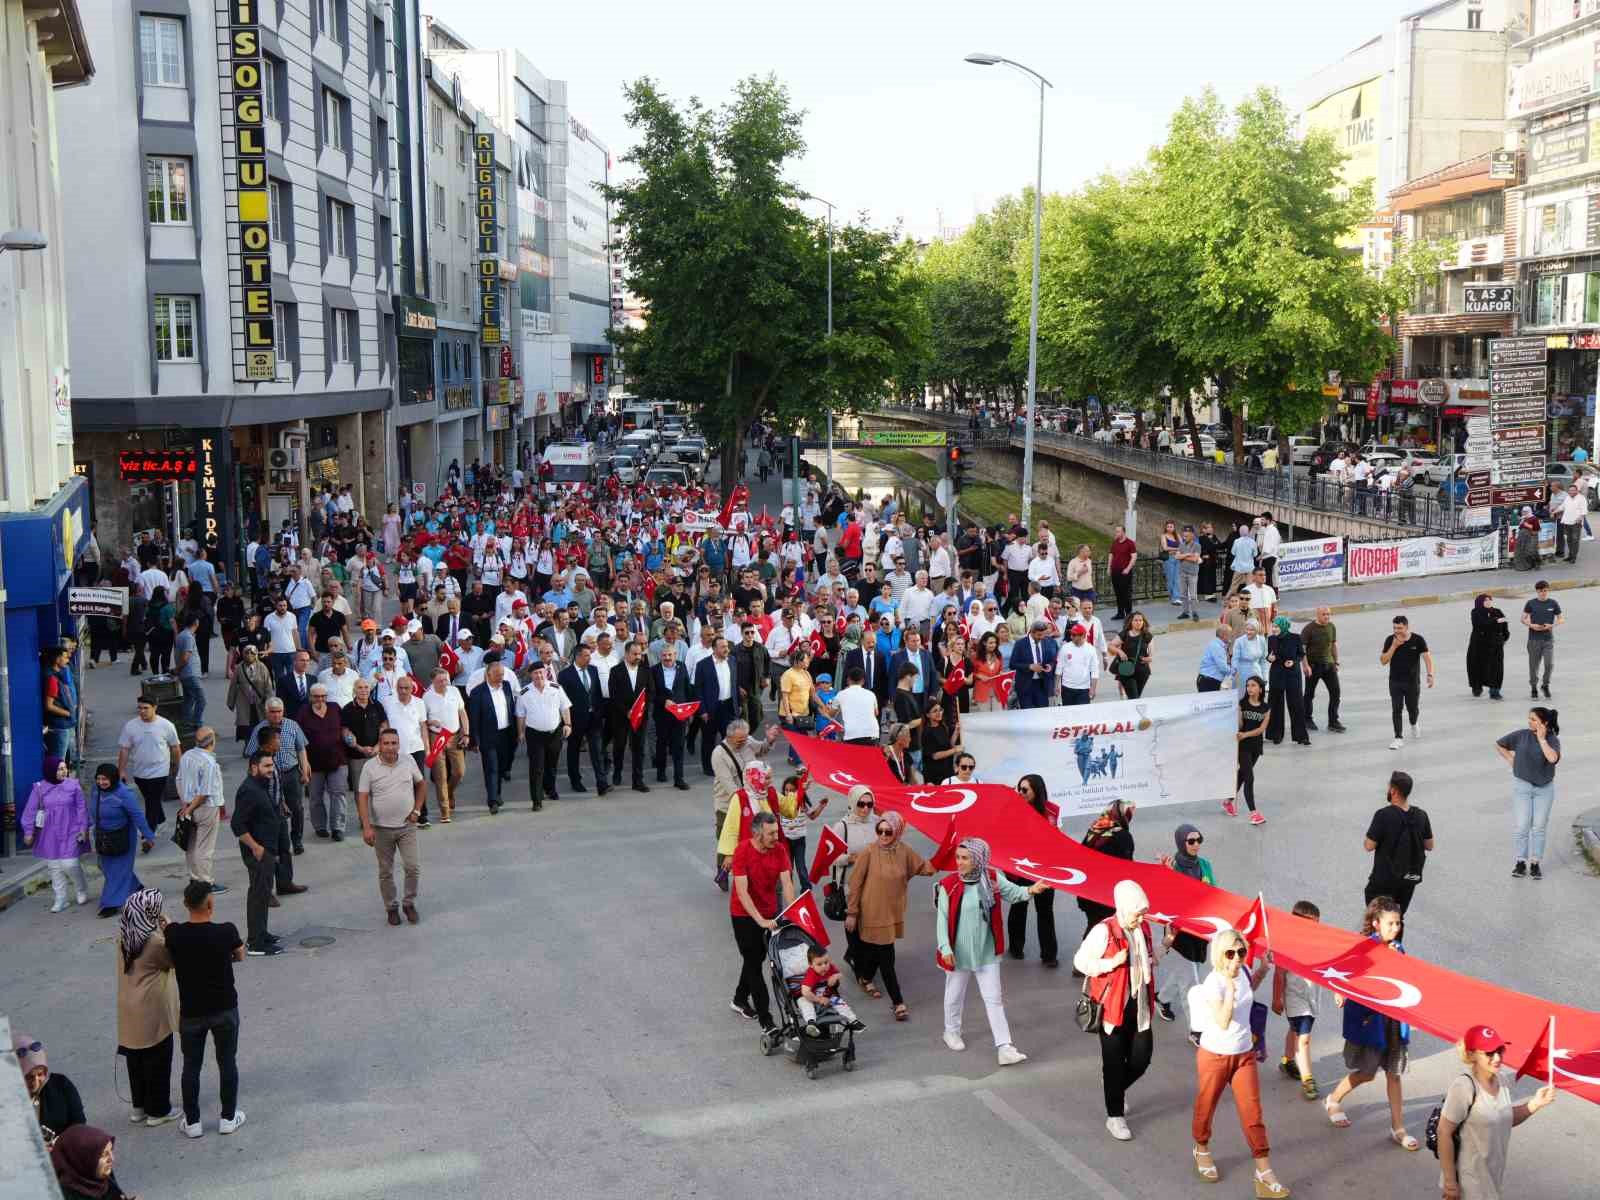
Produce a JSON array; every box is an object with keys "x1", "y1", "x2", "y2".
[{"x1": 20, "y1": 756, "x2": 90, "y2": 913}]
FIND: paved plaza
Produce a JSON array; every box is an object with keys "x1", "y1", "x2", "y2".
[{"x1": 3, "y1": 560, "x2": 1599, "y2": 1199}]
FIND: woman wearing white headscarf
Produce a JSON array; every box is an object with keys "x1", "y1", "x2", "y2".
[
  {"x1": 935, "y1": 836, "x2": 1046, "y2": 1066},
  {"x1": 1074, "y1": 879, "x2": 1166, "y2": 1141},
  {"x1": 114, "y1": 888, "x2": 177, "y2": 1126},
  {"x1": 1231, "y1": 619, "x2": 1270, "y2": 685}
]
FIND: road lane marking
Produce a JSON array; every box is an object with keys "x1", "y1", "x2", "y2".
[
  {"x1": 676, "y1": 846, "x2": 715, "y2": 879},
  {"x1": 974, "y1": 1089, "x2": 1131, "y2": 1199},
  {"x1": 200, "y1": 1150, "x2": 481, "y2": 1200}
]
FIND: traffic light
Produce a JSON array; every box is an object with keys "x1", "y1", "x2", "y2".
[{"x1": 946, "y1": 445, "x2": 967, "y2": 493}]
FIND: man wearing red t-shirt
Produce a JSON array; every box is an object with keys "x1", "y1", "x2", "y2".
[
  {"x1": 838, "y1": 514, "x2": 863, "y2": 575},
  {"x1": 729, "y1": 811, "x2": 795, "y2": 1030},
  {"x1": 1108, "y1": 525, "x2": 1138, "y2": 621}
]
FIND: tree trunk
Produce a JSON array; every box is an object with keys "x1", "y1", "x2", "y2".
[
  {"x1": 1230, "y1": 396, "x2": 1245, "y2": 472},
  {"x1": 1182, "y1": 390, "x2": 1204, "y2": 461}
]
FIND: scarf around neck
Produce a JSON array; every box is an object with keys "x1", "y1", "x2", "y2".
[{"x1": 958, "y1": 836, "x2": 995, "y2": 916}]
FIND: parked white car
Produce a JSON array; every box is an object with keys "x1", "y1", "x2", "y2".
[{"x1": 1286, "y1": 436, "x2": 1320, "y2": 466}]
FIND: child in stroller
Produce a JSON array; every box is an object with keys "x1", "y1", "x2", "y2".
[
  {"x1": 763, "y1": 920, "x2": 859, "y2": 1078},
  {"x1": 800, "y1": 946, "x2": 866, "y2": 1035}
]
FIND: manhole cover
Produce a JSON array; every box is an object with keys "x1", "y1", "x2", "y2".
[{"x1": 299, "y1": 935, "x2": 336, "y2": 948}]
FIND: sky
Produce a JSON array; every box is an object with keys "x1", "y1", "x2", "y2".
[{"x1": 434, "y1": 0, "x2": 1427, "y2": 240}]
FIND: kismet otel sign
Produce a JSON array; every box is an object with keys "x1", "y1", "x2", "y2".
[{"x1": 223, "y1": 0, "x2": 275, "y2": 381}]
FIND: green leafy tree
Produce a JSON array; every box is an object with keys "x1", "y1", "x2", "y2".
[{"x1": 604, "y1": 75, "x2": 921, "y2": 483}]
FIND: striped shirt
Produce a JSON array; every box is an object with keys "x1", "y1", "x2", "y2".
[{"x1": 176, "y1": 747, "x2": 225, "y2": 809}]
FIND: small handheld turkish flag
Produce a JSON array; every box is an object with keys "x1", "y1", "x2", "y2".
[
  {"x1": 438, "y1": 643, "x2": 460, "y2": 677},
  {"x1": 778, "y1": 889, "x2": 830, "y2": 947},
  {"x1": 628, "y1": 688, "x2": 648, "y2": 731},
  {"x1": 815, "y1": 715, "x2": 842, "y2": 740},
  {"x1": 424, "y1": 729, "x2": 451, "y2": 769},
  {"x1": 929, "y1": 819, "x2": 961, "y2": 870},
  {"x1": 809, "y1": 632, "x2": 827, "y2": 659},
  {"x1": 992, "y1": 670, "x2": 1017, "y2": 708},
  {"x1": 942, "y1": 664, "x2": 967, "y2": 695},
  {"x1": 1517, "y1": 1016, "x2": 1556, "y2": 1087},
  {"x1": 809, "y1": 822, "x2": 849, "y2": 883},
  {"x1": 1239, "y1": 893, "x2": 1271, "y2": 962},
  {"x1": 665, "y1": 700, "x2": 700, "y2": 723}
]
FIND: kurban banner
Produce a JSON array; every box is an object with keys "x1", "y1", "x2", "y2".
[
  {"x1": 959, "y1": 693, "x2": 1238, "y2": 818},
  {"x1": 1345, "y1": 532, "x2": 1500, "y2": 584},
  {"x1": 782, "y1": 737, "x2": 1600, "y2": 1106}
]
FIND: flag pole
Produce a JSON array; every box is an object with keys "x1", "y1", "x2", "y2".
[
  {"x1": 1257, "y1": 891, "x2": 1272, "y2": 950},
  {"x1": 1548, "y1": 1014, "x2": 1557, "y2": 1090}
]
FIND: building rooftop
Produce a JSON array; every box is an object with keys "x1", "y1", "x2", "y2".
[{"x1": 39, "y1": 0, "x2": 94, "y2": 88}]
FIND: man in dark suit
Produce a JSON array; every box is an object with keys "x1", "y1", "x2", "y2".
[
  {"x1": 1009, "y1": 620, "x2": 1059, "y2": 709},
  {"x1": 607, "y1": 641, "x2": 651, "y2": 792},
  {"x1": 467, "y1": 655, "x2": 519, "y2": 814},
  {"x1": 650, "y1": 644, "x2": 692, "y2": 790},
  {"x1": 277, "y1": 649, "x2": 315, "y2": 710},
  {"x1": 558, "y1": 642, "x2": 609, "y2": 795},
  {"x1": 693, "y1": 636, "x2": 740, "y2": 775},
  {"x1": 888, "y1": 627, "x2": 941, "y2": 712},
  {"x1": 433, "y1": 603, "x2": 465, "y2": 646},
  {"x1": 842, "y1": 629, "x2": 892, "y2": 709}
]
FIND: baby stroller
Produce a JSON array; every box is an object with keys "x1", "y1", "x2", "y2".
[{"x1": 759, "y1": 920, "x2": 858, "y2": 1079}]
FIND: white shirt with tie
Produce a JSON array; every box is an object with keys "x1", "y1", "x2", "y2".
[{"x1": 713, "y1": 658, "x2": 732, "y2": 701}]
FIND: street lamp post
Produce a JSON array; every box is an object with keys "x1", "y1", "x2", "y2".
[
  {"x1": 801, "y1": 193, "x2": 836, "y2": 482},
  {"x1": 966, "y1": 53, "x2": 1051, "y2": 530}
]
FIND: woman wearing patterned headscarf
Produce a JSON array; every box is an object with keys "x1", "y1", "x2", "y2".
[
  {"x1": 935, "y1": 836, "x2": 1047, "y2": 1066},
  {"x1": 15, "y1": 1031, "x2": 86, "y2": 1145},
  {"x1": 846, "y1": 808, "x2": 934, "y2": 1022},
  {"x1": 21, "y1": 755, "x2": 90, "y2": 912},
  {"x1": 114, "y1": 889, "x2": 177, "y2": 1127},
  {"x1": 50, "y1": 1124, "x2": 139, "y2": 1200}
]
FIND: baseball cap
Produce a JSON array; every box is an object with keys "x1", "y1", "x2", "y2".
[
  {"x1": 456, "y1": 629, "x2": 475, "y2": 641},
  {"x1": 406, "y1": 619, "x2": 422, "y2": 635},
  {"x1": 489, "y1": 633, "x2": 506, "y2": 645},
  {"x1": 360, "y1": 618, "x2": 377, "y2": 631},
  {"x1": 1463, "y1": 1025, "x2": 1510, "y2": 1054},
  {"x1": 378, "y1": 627, "x2": 396, "y2": 640},
  {"x1": 1070, "y1": 623, "x2": 1087, "y2": 637}
]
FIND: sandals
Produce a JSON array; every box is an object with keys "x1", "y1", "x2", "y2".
[
  {"x1": 1192, "y1": 1146, "x2": 1218, "y2": 1182},
  {"x1": 858, "y1": 978, "x2": 883, "y2": 999},
  {"x1": 1253, "y1": 1169, "x2": 1291, "y2": 1198},
  {"x1": 1391, "y1": 1128, "x2": 1419, "y2": 1152},
  {"x1": 1324, "y1": 1098, "x2": 1350, "y2": 1128},
  {"x1": 893, "y1": 1004, "x2": 909, "y2": 1021}
]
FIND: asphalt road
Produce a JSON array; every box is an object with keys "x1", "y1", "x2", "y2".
[{"x1": 4, "y1": 531, "x2": 1599, "y2": 1199}]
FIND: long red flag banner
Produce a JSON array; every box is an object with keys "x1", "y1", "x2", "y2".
[{"x1": 784, "y1": 734, "x2": 1600, "y2": 1105}]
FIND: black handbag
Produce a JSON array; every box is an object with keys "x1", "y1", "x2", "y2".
[
  {"x1": 1074, "y1": 978, "x2": 1103, "y2": 1034},
  {"x1": 172, "y1": 814, "x2": 196, "y2": 852},
  {"x1": 92, "y1": 791, "x2": 131, "y2": 857}
]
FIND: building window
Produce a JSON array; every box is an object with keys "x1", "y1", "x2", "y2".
[
  {"x1": 138, "y1": 15, "x2": 184, "y2": 88},
  {"x1": 1467, "y1": 6, "x2": 1482, "y2": 29},
  {"x1": 433, "y1": 183, "x2": 445, "y2": 228},
  {"x1": 435, "y1": 260, "x2": 447, "y2": 304},
  {"x1": 263, "y1": 57, "x2": 280, "y2": 120},
  {"x1": 370, "y1": 16, "x2": 385, "y2": 83},
  {"x1": 153, "y1": 295, "x2": 197, "y2": 362},
  {"x1": 332, "y1": 308, "x2": 355, "y2": 363},
  {"x1": 431, "y1": 103, "x2": 444, "y2": 150},
  {"x1": 145, "y1": 156, "x2": 191, "y2": 225},
  {"x1": 457, "y1": 198, "x2": 466, "y2": 240},
  {"x1": 456, "y1": 128, "x2": 468, "y2": 167},
  {"x1": 460, "y1": 270, "x2": 469, "y2": 313},
  {"x1": 274, "y1": 301, "x2": 295, "y2": 366},
  {"x1": 316, "y1": 0, "x2": 345, "y2": 47},
  {"x1": 322, "y1": 88, "x2": 347, "y2": 152},
  {"x1": 270, "y1": 179, "x2": 288, "y2": 243},
  {"x1": 327, "y1": 197, "x2": 351, "y2": 258}
]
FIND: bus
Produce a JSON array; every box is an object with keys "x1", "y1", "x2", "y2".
[{"x1": 621, "y1": 404, "x2": 655, "y2": 432}]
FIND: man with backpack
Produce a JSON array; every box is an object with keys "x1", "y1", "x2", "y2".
[{"x1": 1362, "y1": 770, "x2": 1433, "y2": 914}]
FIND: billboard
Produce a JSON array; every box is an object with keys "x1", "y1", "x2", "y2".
[
  {"x1": 1509, "y1": 35, "x2": 1600, "y2": 116},
  {"x1": 220, "y1": 0, "x2": 274, "y2": 381},
  {"x1": 1345, "y1": 533, "x2": 1500, "y2": 584},
  {"x1": 1302, "y1": 78, "x2": 1381, "y2": 203},
  {"x1": 1276, "y1": 537, "x2": 1346, "y2": 591}
]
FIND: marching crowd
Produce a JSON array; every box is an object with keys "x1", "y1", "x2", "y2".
[{"x1": 8, "y1": 418, "x2": 1571, "y2": 1200}]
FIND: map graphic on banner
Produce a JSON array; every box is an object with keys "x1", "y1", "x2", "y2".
[
  {"x1": 961, "y1": 692, "x2": 1236, "y2": 818},
  {"x1": 783, "y1": 736, "x2": 1600, "y2": 1107}
]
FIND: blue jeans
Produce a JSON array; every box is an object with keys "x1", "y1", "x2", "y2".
[
  {"x1": 1162, "y1": 556, "x2": 1180, "y2": 602},
  {"x1": 44, "y1": 725, "x2": 75, "y2": 764},
  {"x1": 293, "y1": 606, "x2": 312, "y2": 645},
  {"x1": 1511, "y1": 777, "x2": 1556, "y2": 862},
  {"x1": 180, "y1": 677, "x2": 205, "y2": 726}
]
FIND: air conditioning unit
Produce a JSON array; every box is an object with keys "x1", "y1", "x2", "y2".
[{"x1": 268, "y1": 447, "x2": 291, "y2": 471}]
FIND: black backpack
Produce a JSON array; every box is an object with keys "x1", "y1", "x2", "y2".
[
  {"x1": 1387, "y1": 807, "x2": 1428, "y2": 884},
  {"x1": 1425, "y1": 1074, "x2": 1477, "y2": 1159}
]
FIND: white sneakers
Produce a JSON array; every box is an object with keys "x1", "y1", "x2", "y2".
[
  {"x1": 997, "y1": 1044, "x2": 1028, "y2": 1066},
  {"x1": 129, "y1": 1108, "x2": 146, "y2": 1124},
  {"x1": 145, "y1": 1111, "x2": 179, "y2": 1128},
  {"x1": 1410, "y1": 722, "x2": 1421, "y2": 740},
  {"x1": 180, "y1": 1118, "x2": 203, "y2": 1139},
  {"x1": 50, "y1": 901, "x2": 68, "y2": 914},
  {"x1": 1106, "y1": 1116, "x2": 1133, "y2": 1141},
  {"x1": 220, "y1": 1109, "x2": 246, "y2": 1135},
  {"x1": 943, "y1": 1031, "x2": 966, "y2": 1052},
  {"x1": 1388, "y1": 737, "x2": 1404, "y2": 750},
  {"x1": 179, "y1": 1109, "x2": 245, "y2": 1138}
]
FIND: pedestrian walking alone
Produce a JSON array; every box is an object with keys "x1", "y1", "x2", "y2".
[
  {"x1": 1229, "y1": 677, "x2": 1269, "y2": 822},
  {"x1": 20, "y1": 756, "x2": 90, "y2": 912},
  {"x1": 1520, "y1": 580, "x2": 1561, "y2": 699},
  {"x1": 1300, "y1": 607, "x2": 1345, "y2": 732},
  {"x1": 165, "y1": 880, "x2": 246, "y2": 1139},
  {"x1": 1362, "y1": 771, "x2": 1432, "y2": 914},
  {"x1": 1465, "y1": 594, "x2": 1508, "y2": 700},
  {"x1": 1380, "y1": 616, "x2": 1433, "y2": 750},
  {"x1": 356, "y1": 729, "x2": 426, "y2": 926},
  {"x1": 1496, "y1": 707, "x2": 1560, "y2": 880}
]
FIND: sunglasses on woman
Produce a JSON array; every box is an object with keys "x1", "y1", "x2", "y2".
[
  {"x1": 856, "y1": 800, "x2": 873, "y2": 810},
  {"x1": 1222, "y1": 948, "x2": 1244, "y2": 960},
  {"x1": 1185, "y1": 836, "x2": 1203, "y2": 845},
  {"x1": 14, "y1": 1040, "x2": 42, "y2": 1053},
  {"x1": 875, "y1": 826, "x2": 893, "y2": 836}
]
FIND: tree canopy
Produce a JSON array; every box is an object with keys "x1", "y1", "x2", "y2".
[{"x1": 604, "y1": 75, "x2": 924, "y2": 482}]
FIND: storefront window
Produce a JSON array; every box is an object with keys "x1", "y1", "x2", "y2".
[
  {"x1": 398, "y1": 337, "x2": 433, "y2": 404},
  {"x1": 1536, "y1": 276, "x2": 1562, "y2": 325},
  {"x1": 128, "y1": 483, "x2": 166, "y2": 540}
]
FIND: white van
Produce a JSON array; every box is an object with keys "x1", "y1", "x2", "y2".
[
  {"x1": 621, "y1": 404, "x2": 656, "y2": 432},
  {"x1": 544, "y1": 442, "x2": 597, "y2": 484}
]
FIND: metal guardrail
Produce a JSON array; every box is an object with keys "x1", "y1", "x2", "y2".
[{"x1": 873, "y1": 405, "x2": 1487, "y2": 535}]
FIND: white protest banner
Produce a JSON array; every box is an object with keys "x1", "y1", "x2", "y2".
[
  {"x1": 1345, "y1": 531, "x2": 1500, "y2": 584},
  {"x1": 1276, "y1": 536, "x2": 1345, "y2": 591},
  {"x1": 961, "y1": 691, "x2": 1238, "y2": 820}
]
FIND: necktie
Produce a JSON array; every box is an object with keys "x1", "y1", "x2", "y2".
[{"x1": 865, "y1": 654, "x2": 872, "y2": 689}]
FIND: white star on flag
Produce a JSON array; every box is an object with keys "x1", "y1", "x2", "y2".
[
  {"x1": 1319, "y1": 967, "x2": 1353, "y2": 982},
  {"x1": 1148, "y1": 913, "x2": 1177, "y2": 924},
  {"x1": 906, "y1": 790, "x2": 935, "y2": 800},
  {"x1": 1012, "y1": 857, "x2": 1039, "y2": 869}
]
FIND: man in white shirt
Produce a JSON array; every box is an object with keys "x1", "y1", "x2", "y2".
[
  {"x1": 1076, "y1": 599, "x2": 1108, "y2": 668},
  {"x1": 928, "y1": 535, "x2": 954, "y2": 594},
  {"x1": 1350, "y1": 456, "x2": 1374, "y2": 514},
  {"x1": 899, "y1": 570, "x2": 935, "y2": 634},
  {"x1": 263, "y1": 596, "x2": 301, "y2": 685},
  {"x1": 1057, "y1": 624, "x2": 1101, "y2": 705},
  {"x1": 835, "y1": 666, "x2": 880, "y2": 744},
  {"x1": 380, "y1": 674, "x2": 433, "y2": 824},
  {"x1": 175, "y1": 727, "x2": 226, "y2": 893},
  {"x1": 137, "y1": 562, "x2": 173, "y2": 605},
  {"x1": 516, "y1": 664, "x2": 571, "y2": 810},
  {"x1": 423, "y1": 668, "x2": 468, "y2": 822},
  {"x1": 1256, "y1": 517, "x2": 1282, "y2": 588},
  {"x1": 590, "y1": 631, "x2": 622, "y2": 699},
  {"x1": 1027, "y1": 542, "x2": 1061, "y2": 597},
  {"x1": 317, "y1": 651, "x2": 358, "y2": 706},
  {"x1": 284, "y1": 565, "x2": 317, "y2": 646},
  {"x1": 1243, "y1": 567, "x2": 1277, "y2": 628},
  {"x1": 1001, "y1": 531, "x2": 1034, "y2": 616},
  {"x1": 1557, "y1": 482, "x2": 1588, "y2": 562}
]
